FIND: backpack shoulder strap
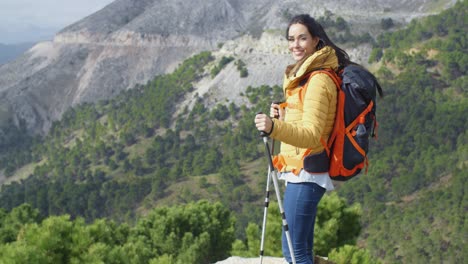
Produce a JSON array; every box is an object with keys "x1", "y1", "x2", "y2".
[
  {"x1": 297, "y1": 69, "x2": 342, "y2": 158},
  {"x1": 299, "y1": 69, "x2": 342, "y2": 104}
]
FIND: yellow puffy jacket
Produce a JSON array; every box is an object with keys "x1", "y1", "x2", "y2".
[{"x1": 270, "y1": 46, "x2": 338, "y2": 173}]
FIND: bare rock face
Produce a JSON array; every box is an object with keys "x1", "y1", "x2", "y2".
[
  {"x1": 0, "y1": 0, "x2": 247, "y2": 134},
  {"x1": 0, "y1": 0, "x2": 457, "y2": 135}
]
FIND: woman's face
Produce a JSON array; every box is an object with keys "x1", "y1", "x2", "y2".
[{"x1": 287, "y1": 23, "x2": 319, "y2": 61}]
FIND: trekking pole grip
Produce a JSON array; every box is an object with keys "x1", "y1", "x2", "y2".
[{"x1": 257, "y1": 112, "x2": 269, "y2": 137}]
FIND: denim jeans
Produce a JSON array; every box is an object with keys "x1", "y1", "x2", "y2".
[{"x1": 282, "y1": 182, "x2": 325, "y2": 264}]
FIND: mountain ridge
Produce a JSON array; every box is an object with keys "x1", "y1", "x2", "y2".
[{"x1": 0, "y1": 0, "x2": 457, "y2": 135}]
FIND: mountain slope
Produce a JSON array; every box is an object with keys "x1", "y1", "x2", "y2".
[{"x1": 0, "y1": 0, "x2": 457, "y2": 135}]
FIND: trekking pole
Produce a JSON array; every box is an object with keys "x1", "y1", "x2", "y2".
[
  {"x1": 258, "y1": 124, "x2": 296, "y2": 264},
  {"x1": 259, "y1": 131, "x2": 279, "y2": 264},
  {"x1": 259, "y1": 106, "x2": 280, "y2": 264},
  {"x1": 259, "y1": 149, "x2": 272, "y2": 264}
]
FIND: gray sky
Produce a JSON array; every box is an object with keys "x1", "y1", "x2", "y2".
[{"x1": 0, "y1": 0, "x2": 115, "y2": 43}]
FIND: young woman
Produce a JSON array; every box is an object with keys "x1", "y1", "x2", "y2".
[{"x1": 254, "y1": 14, "x2": 356, "y2": 264}]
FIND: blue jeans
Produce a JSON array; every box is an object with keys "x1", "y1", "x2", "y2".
[{"x1": 282, "y1": 182, "x2": 325, "y2": 264}]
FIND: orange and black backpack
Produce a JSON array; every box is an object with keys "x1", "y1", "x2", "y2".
[{"x1": 303, "y1": 65, "x2": 383, "y2": 181}]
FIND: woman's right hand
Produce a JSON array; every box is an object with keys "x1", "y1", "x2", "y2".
[{"x1": 270, "y1": 102, "x2": 285, "y2": 120}]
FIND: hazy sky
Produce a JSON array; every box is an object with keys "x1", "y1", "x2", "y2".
[{"x1": 0, "y1": 0, "x2": 115, "y2": 43}]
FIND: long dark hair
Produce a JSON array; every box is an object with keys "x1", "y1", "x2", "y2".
[
  {"x1": 286, "y1": 14, "x2": 383, "y2": 97},
  {"x1": 286, "y1": 14, "x2": 354, "y2": 67}
]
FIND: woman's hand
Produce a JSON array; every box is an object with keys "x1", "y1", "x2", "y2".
[
  {"x1": 254, "y1": 113, "x2": 273, "y2": 135},
  {"x1": 270, "y1": 102, "x2": 285, "y2": 120}
]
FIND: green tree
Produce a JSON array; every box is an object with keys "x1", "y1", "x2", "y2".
[
  {"x1": 211, "y1": 104, "x2": 230, "y2": 121},
  {"x1": 131, "y1": 200, "x2": 235, "y2": 263},
  {"x1": 0, "y1": 215, "x2": 76, "y2": 263},
  {"x1": 329, "y1": 245, "x2": 381, "y2": 264},
  {"x1": 315, "y1": 192, "x2": 362, "y2": 256},
  {"x1": 0, "y1": 204, "x2": 41, "y2": 244},
  {"x1": 381, "y1": 18, "x2": 394, "y2": 30}
]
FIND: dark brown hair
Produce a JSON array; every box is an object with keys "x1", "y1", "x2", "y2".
[{"x1": 286, "y1": 14, "x2": 355, "y2": 67}]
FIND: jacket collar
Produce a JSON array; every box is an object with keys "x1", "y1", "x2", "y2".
[{"x1": 283, "y1": 46, "x2": 339, "y2": 90}]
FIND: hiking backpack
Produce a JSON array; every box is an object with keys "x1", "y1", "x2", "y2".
[{"x1": 303, "y1": 65, "x2": 383, "y2": 181}]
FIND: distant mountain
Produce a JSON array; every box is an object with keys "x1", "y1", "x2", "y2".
[
  {"x1": 0, "y1": 0, "x2": 457, "y2": 135},
  {"x1": 0, "y1": 42, "x2": 36, "y2": 65}
]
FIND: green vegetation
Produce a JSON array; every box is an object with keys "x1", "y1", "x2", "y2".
[
  {"x1": 0, "y1": 2, "x2": 466, "y2": 263},
  {"x1": 211, "y1": 56, "x2": 234, "y2": 78},
  {"x1": 236, "y1": 59, "x2": 249, "y2": 78},
  {"x1": 329, "y1": 245, "x2": 380, "y2": 264},
  {"x1": 380, "y1": 18, "x2": 395, "y2": 30},
  {"x1": 317, "y1": 10, "x2": 374, "y2": 45},
  {"x1": 0, "y1": 201, "x2": 234, "y2": 263},
  {"x1": 0, "y1": 118, "x2": 36, "y2": 177}
]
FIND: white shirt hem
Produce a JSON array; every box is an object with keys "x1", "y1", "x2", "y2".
[{"x1": 278, "y1": 170, "x2": 335, "y2": 191}]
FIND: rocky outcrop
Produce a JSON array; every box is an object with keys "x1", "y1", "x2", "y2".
[
  {"x1": 0, "y1": 0, "x2": 457, "y2": 135},
  {"x1": 215, "y1": 256, "x2": 335, "y2": 264},
  {"x1": 215, "y1": 256, "x2": 286, "y2": 264}
]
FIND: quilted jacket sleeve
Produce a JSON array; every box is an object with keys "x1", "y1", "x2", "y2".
[{"x1": 270, "y1": 73, "x2": 336, "y2": 149}]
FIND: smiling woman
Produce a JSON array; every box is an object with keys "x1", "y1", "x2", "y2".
[
  {"x1": 254, "y1": 14, "x2": 360, "y2": 264},
  {"x1": 287, "y1": 24, "x2": 320, "y2": 62}
]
